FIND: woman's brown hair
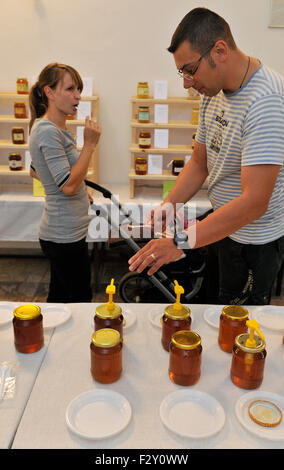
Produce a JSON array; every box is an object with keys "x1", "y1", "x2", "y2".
[{"x1": 29, "y1": 62, "x2": 83, "y2": 132}]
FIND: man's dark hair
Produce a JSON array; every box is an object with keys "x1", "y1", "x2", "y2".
[{"x1": 168, "y1": 7, "x2": 236, "y2": 55}]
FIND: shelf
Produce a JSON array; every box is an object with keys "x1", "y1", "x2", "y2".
[
  {"x1": 0, "y1": 165, "x2": 94, "y2": 177},
  {"x1": 131, "y1": 96, "x2": 200, "y2": 105},
  {"x1": 0, "y1": 92, "x2": 99, "y2": 101},
  {"x1": 131, "y1": 119, "x2": 197, "y2": 129},
  {"x1": 130, "y1": 144, "x2": 192, "y2": 154},
  {"x1": 0, "y1": 116, "x2": 97, "y2": 126},
  {"x1": 129, "y1": 169, "x2": 177, "y2": 181},
  {"x1": 0, "y1": 140, "x2": 29, "y2": 150}
]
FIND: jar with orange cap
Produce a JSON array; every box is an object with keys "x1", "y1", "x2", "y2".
[
  {"x1": 230, "y1": 320, "x2": 267, "y2": 389},
  {"x1": 218, "y1": 305, "x2": 249, "y2": 353},
  {"x1": 90, "y1": 328, "x2": 122, "y2": 383},
  {"x1": 94, "y1": 279, "x2": 124, "y2": 339},
  {"x1": 169, "y1": 330, "x2": 202, "y2": 386},
  {"x1": 161, "y1": 281, "x2": 191, "y2": 351},
  {"x1": 13, "y1": 304, "x2": 44, "y2": 353}
]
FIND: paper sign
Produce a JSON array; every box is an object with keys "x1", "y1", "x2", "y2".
[
  {"x1": 33, "y1": 178, "x2": 45, "y2": 197},
  {"x1": 25, "y1": 151, "x2": 31, "y2": 170},
  {"x1": 76, "y1": 126, "x2": 84, "y2": 147},
  {"x1": 154, "y1": 104, "x2": 168, "y2": 123},
  {"x1": 154, "y1": 129, "x2": 169, "y2": 148},
  {"x1": 154, "y1": 80, "x2": 168, "y2": 99},
  {"x1": 148, "y1": 154, "x2": 163, "y2": 175},
  {"x1": 81, "y1": 77, "x2": 93, "y2": 96},
  {"x1": 163, "y1": 181, "x2": 175, "y2": 200},
  {"x1": 77, "y1": 101, "x2": 92, "y2": 119}
]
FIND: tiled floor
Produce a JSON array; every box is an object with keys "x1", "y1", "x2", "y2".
[{"x1": 0, "y1": 243, "x2": 283, "y2": 305}]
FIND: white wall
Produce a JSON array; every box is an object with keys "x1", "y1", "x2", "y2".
[{"x1": 0, "y1": 0, "x2": 283, "y2": 184}]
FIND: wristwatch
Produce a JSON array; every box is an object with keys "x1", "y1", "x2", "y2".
[{"x1": 173, "y1": 231, "x2": 190, "y2": 250}]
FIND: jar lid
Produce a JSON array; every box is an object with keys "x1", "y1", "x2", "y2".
[
  {"x1": 235, "y1": 333, "x2": 266, "y2": 353},
  {"x1": 164, "y1": 304, "x2": 191, "y2": 320},
  {"x1": 14, "y1": 102, "x2": 25, "y2": 105},
  {"x1": 14, "y1": 304, "x2": 41, "y2": 320},
  {"x1": 138, "y1": 82, "x2": 148, "y2": 85},
  {"x1": 171, "y1": 330, "x2": 201, "y2": 350},
  {"x1": 139, "y1": 106, "x2": 149, "y2": 109},
  {"x1": 9, "y1": 153, "x2": 21, "y2": 157},
  {"x1": 95, "y1": 303, "x2": 122, "y2": 319},
  {"x1": 173, "y1": 158, "x2": 184, "y2": 161},
  {"x1": 17, "y1": 78, "x2": 27, "y2": 81},
  {"x1": 12, "y1": 127, "x2": 24, "y2": 131},
  {"x1": 222, "y1": 305, "x2": 249, "y2": 320},
  {"x1": 91, "y1": 328, "x2": 121, "y2": 348}
]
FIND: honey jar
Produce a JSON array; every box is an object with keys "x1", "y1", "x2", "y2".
[
  {"x1": 161, "y1": 281, "x2": 191, "y2": 351},
  {"x1": 137, "y1": 82, "x2": 149, "y2": 99},
  {"x1": 135, "y1": 156, "x2": 147, "y2": 175},
  {"x1": 138, "y1": 130, "x2": 151, "y2": 149},
  {"x1": 231, "y1": 320, "x2": 266, "y2": 390},
  {"x1": 90, "y1": 328, "x2": 122, "y2": 383},
  {"x1": 191, "y1": 107, "x2": 199, "y2": 125},
  {"x1": 9, "y1": 153, "x2": 22, "y2": 171},
  {"x1": 16, "y1": 78, "x2": 29, "y2": 94},
  {"x1": 138, "y1": 106, "x2": 150, "y2": 123},
  {"x1": 12, "y1": 127, "x2": 25, "y2": 144},
  {"x1": 14, "y1": 102, "x2": 27, "y2": 119},
  {"x1": 94, "y1": 279, "x2": 124, "y2": 339},
  {"x1": 172, "y1": 158, "x2": 184, "y2": 176},
  {"x1": 13, "y1": 304, "x2": 44, "y2": 354},
  {"x1": 218, "y1": 305, "x2": 249, "y2": 353},
  {"x1": 169, "y1": 330, "x2": 202, "y2": 386}
]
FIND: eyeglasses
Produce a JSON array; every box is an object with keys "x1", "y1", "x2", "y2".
[{"x1": 177, "y1": 44, "x2": 215, "y2": 81}]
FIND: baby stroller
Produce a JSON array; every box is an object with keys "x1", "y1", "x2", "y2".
[{"x1": 85, "y1": 180, "x2": 208, "y2": 303}]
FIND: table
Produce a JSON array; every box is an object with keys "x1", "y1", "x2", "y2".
[
  {"x1": 0, "y1": 301, "x2": 53, "y2": 449},
  {"x1": 9, "y1": 303, "x2": 284, "y2": 449}
]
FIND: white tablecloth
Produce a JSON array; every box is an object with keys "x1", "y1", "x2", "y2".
[{"x1": 10, "y1": 303, "x2": 284, "y2": 449}]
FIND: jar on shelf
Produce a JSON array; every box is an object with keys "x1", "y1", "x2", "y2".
[
  {"x1": 230, "y1": 320, "x2": 266, "y2": 390},
  {"x1": 135, "y1": 156, "x2": 147, "y2": 175},
  {"x1": 192, "y1": 133, "x2": 196, "y2": 149},
  {"x1": 191, "y1": 107, "x2": 199, "y2": 125},
  {"x1": 94, "y1": 279, "x2": 124, "y2": 340},
  {"x1": 16, "y1": 78, "x2": 29, "y2": 94},
  {"x1": 138, "y1": 130, "x2": 151, "y2": 149},
  {"x1": 138, "y1": 106, "x2": 150, "y2": 123},
  {"x1": 172, "y1": 158, "x2": 184, "y2": 176},
  {"x1": 9, "y1": 153, "x2": 22, "y2": 171},
  {"x1": 169, "y1": 330, "x2": 202, "y2": 386},
  {"x1": 13, "y1": 304, "x2": 44, "y2": 353},
  {"x1": 218, "y1": 305, "x2": 249, "y2": 353},
  {"x1": 12, "y1": 127, "x2": 25, "y2": 144},
  {"x1": 14, "y1": 102, "x2": 27, "y2": 119},
  {"x1": 137, "y1": 82, "x2": 149, "y2": 99},
  {"x1": 161, "y1": 281, "x2": 191, "y2": 351},
  {"x1": 90, "y1": 328, "x2": 122, "y2": 383}
]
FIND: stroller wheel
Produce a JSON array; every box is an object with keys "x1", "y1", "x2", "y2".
[{"x1": 118, "y1": 271, "x2": 153, "y2": 303}]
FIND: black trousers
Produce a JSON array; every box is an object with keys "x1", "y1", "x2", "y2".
[
  {"x1": 205, "y1": 235, "x2": 284, "y2": 305},
  {"x1": 40, "y1": 238, "x2": 92, "y2": 303}
]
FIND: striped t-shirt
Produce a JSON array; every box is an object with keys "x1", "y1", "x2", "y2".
[{"x1": 196, "y1": 63, "x2": 284, "y2": 244}]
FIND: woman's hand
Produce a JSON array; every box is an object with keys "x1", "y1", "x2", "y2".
[{"x1": 83, "y1": 117, "x2": 101, "y2": 150}]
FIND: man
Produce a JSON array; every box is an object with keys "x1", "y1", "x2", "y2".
[{"x1": 128, "y1": 7, "x2": 284, "y2": 305}]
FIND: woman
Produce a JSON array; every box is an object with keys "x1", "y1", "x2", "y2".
[{"x1": 29, "y1": 63, "x2": 101, "y2": 302}]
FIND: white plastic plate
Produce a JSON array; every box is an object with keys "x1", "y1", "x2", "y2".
[
  {"x1": 121, "y1": 306, "x2": 137, "y2": 331},
  {"x1": 235, "y1": 391, "x2": 284, "y2": 441},
  {"x1": 252, "y1": 306, "x2": 284, "y2": 332},
  {"x1": 160, "y1": 389, "x2": 225, "y2": 439},
  {"x1": 148, "y1": 305, "x2": 194, "y2": 329},
  {"x1": 203, "y1": 305, "x2": 224, "y2": 329},
  {"x1": 66, "y1": 389, "x2": 132, "y2": 440},
  {"x1": 40, "y1": 304, "x2": 71, "y2": 330}
]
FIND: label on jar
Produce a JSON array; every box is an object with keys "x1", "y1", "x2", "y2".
[
  {"x1": 136, "y1": 163, "x2": 147, "y2": 171},
  {"x1": 138, "y1": 87, "x2": 148, "y2": 96},
  {"x1": 9, "y1": 159, "x2": 22, "y2": 169},
  {"x1": 13, "y1": 133, "x2": 24, "y2": 141},
  {"x1": 138, "y1": 111, "x2": 149, "y2": 121},
  {"x1": 174, "y1": 167, "x2": 182, "y2": 173},
  {"x1": 139, "y1": 138, "x2": 151, "y2": 146},
  {"x1": 17, "y1": 83, "x2": 28, "y2": 93}
]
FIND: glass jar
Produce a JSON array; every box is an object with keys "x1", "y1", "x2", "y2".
[
  {"x1": 137, "y1": 82, "x2": 149, "y2": 99},
  {"x1": 90, "y1": 328, "x2": 122, "y2": 383},
  {"x1": 218, "y1": 305, "x2": 249, "y2": 353},
  {"x1": 9, "y1": 153, "x2": 22, "y2": 171},
  {"x1": 161, "y1": 304, "x2": 191, "y2": 351},
  {"x1": 138, "y1": 131, "x2": 151, "y2": 148},
  {"x1": 12, "y1": 127, "x2": 25, "y2": 144},
  {"x1": 16, "y1": 78, "x2": 29, "y2": 94},
  {"x1": 192, "y1": 133, "x2": 196, "y2": 149},
  {"x1": 94, "y1": 303, "x2": 124, "y2": 340},
  {"x1": 14, "y1": 102, "x2": 27, "y2": 119},
  {"x1": 230, "y1": 333, "x2": 266, "y2": 389},
  {"x1": 169, "y1": 330, "x2": 202, "y2": 386},
  {"x1": 138, "y1": 106, "x2": 150, "y2": 123},
  {"x1": 135, "y1": 156, "x2": 147, "y2": 175},
  {"x1": 172, "y1": 158, "x2": 184, "y2": 176},
  {"x1": 191, "y1": 107, "x2": 199, "y2": 125},
  {"x1": 13, "y1": 304, "x2": 44, "y2": 353}
]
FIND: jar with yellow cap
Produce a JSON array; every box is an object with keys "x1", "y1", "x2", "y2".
[
  {"x1": 13, "y1": 304, "x2": 44, "y2": 353},
  {"x1": 218, "y1": 305, "x2": 249, "y2": 353},
  {"x1": 137, "y1": 82, "x2": 149, "y2": 99},
  {"x1": 161, "y1": 281, "x2": 191, "y2": 351},
  {"x1": 94, "y1": 279, "x2": 124, "y2": 339},
  {"x1": 169, "y1": 330, "x2": 202, "y2": 386},
  {"x1": 230, "y1": 320, "x2": 267, "y2": 389},
  {"x1": 90, "y1": 328, "x2": 122, "y2": 383}
]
